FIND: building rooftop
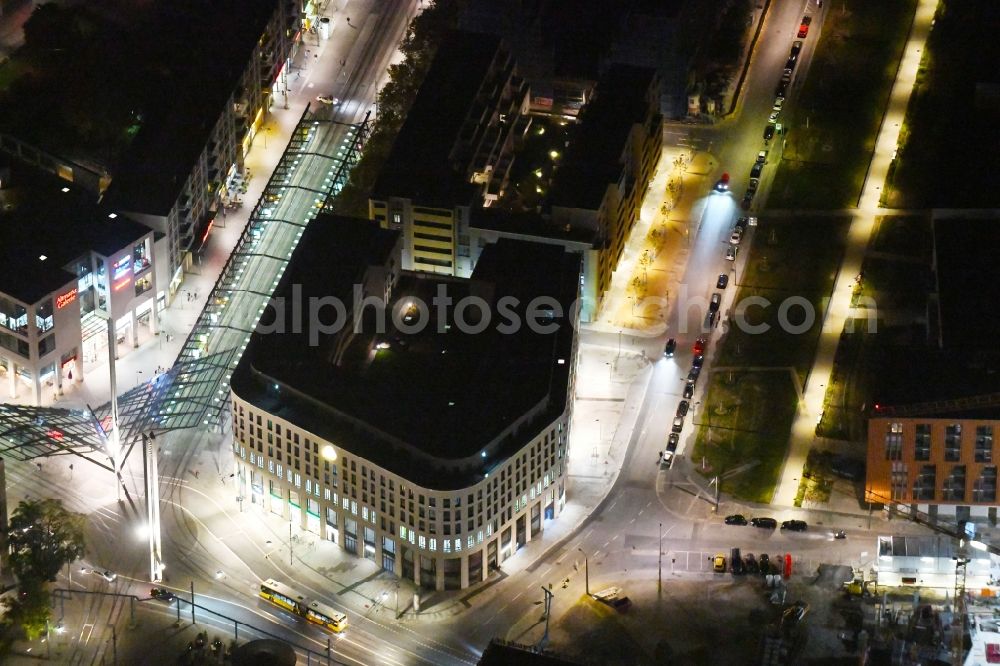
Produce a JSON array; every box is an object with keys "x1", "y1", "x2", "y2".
[
  {"x1": 549, "y1": 64, "x2": 657, "y2": 210},
  {"x1": 103, "y1": 0, "x2": 284, "y2": 215},
  {"x1": 933, "y1": 217, "x2": 1000, "y2": 351},
  {"x1": 231, "y1": 217, "x2": 580, "y2": 490},
  {"x1": 469, "y1": 208, "x2": 595, "y2": 247},
  {"x1": 371, "y1": 30, "x2": 503, "y2": 207},
  {"x1": 0, "y1": 160, "x2": 150, "y2": 304}
]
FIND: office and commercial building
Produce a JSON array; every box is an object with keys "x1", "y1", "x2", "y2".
[
  {"x1": 0, "y1": 160, "x2": 156, "y2": 404},
  {"x1": 370, "y1": 30, "x2": 532, "y2": 277},
  {"x1": 102, "y1": 0, "x2": 300, "y2": 301},
  {"x1": 230, "y1": 216, "x2": 580, "y2": 590}
]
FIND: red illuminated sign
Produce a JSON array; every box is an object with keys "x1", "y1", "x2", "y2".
[
  {"x1": 56, "y1": 288, "x2": 78, "y2": 309},
  {"x1": 113, "y1": 276, "x2": 132, "y2": 291}
]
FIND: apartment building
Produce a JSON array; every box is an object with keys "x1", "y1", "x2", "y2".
[
  {"x1": 370, "y1": 30, "x2": 532, "y2": 277},
  {"x1": 549, "y1": 64, "x2": 662, "y2": 312},
  {"x1": 102, "y1": 0, "x2": 299, "y2": 301},
  {"x1": 866, "y1": 414, "x2": 999, "y2": 523},
  {"x1": 0, "y1": 161, "x2": 156, "y2": 404},
  {"x1": 230, "y1": 216, "x2": 580, "y2": 590}
]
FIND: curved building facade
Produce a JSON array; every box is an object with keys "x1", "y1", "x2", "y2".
[{"x1": 230, "y1": 216, "x2": 580, "y2": 590}]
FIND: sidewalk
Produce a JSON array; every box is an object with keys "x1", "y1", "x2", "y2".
[{"x1": 772, "y1": 0, "x2": 939, "y2": 506}]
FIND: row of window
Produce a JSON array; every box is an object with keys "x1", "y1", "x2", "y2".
[
  {"x1": 885, "y1": 423, "x2": 994, "y2": 462},
  {"x1": 234, "y1": 400, "x2": 566, "y2": 550},
  {"x1": 886, "y1": 462, "x2": 996, "y2": 503}
]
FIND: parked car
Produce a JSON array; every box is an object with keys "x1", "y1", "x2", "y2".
[
  {"x1": 664, "y1": 338, "x2": 677, "y2": 357},
  {"x1": 593, "y1": 587, "x2": 632, "y2": 612},
  {"x1": 750, "y1": 517, "x2": 777, "y2": 529},
  {"x1": 676, "y1": 400, "x2": 690, "y2": 417},
  {"x1": 692, "y1": 337, "x2": 706, "y2": 355},
  {"x1": 98, "y1": 570, "x2": 118, "y2": 583},
  {"x1": 763, "y1": 125, "x2": 775, "y2": 141},
  {"x1": 671, "y1": 416, "x2": 684, "y2": 434},
  {"x1": 756, "y1": 150, "x2": 768, "y2": 165},
  {"x1": 667, "y1": 433, "x2": 679, "y2": 451},
  {"x1": 773, "y1": 97, "x2": 784, "y2": 112},
  {"x1": 741, "y1": 193, "x2": 754, "y2": 210},
  {"x1": 781, "y1": 519, "x2": 808, "y2": 532},
  {"x1": 735, "y1": 217, "x2": 749, "y2": 231},
  {"x1": 730, "y1": 228, "x2": 743, "y2": 245},
  {"x1": 768, "y1": 110, "x2": 780, "y2": 124},
  {"x1": 692, "y1": 354, "x2": 704, "y2": 369},
  {"x1": 717, "y1": 274, "x2": 729, "y2": 289},
  {"x1": 724, "y1": 514, "x2": 747, "y2": 526},
  {"x1": 710, "y1": 293, "x2": 722, "y2": 312},
  {"x1": 798, "y1": 15, "x2": 811, "y2": 38},
  {"x1": 791, "y1": 40, "x2": 803, "y2": 56},
  {"x1": 750, "y1": 162, "x2": 763, "y2": 178},
  {"x1": 730, "y1": 547, "x2": 744, "y2": 575},
  {"x1": 747, "y1": 178, "x2": 759, "y2": 193},
  {"x1": 785, "y1": 56, "x2": 797, "y2": 70},
  {"x1": 726, "y1": 245, "x2": 738, "y2": 261},
  {"x1": 745, "y1": 553, "x2": 759, "y2": 574},
  {"x1": 759, "y1": 553, "x2": 771, "y2": 575},
  {"x1": 151, "y1": 588, "x2": 176, "y2": 602},
  {"x1": 683, "y1": 380, "x2": 695, "y2": 399},
  {"x1": 687, "y1": 366, "x2": 701, "y2": 381},
  {"x1": 713, "y1": 554, "x2": 727, "y2": 573}
]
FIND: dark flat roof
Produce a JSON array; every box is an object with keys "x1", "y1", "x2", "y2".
[
  {"x1": 371, "y1": 30, "x2": 502, "y2": 206},
  {"x1": 934, "y1": 217, "x2": 1000, "y2": 350},
  {"x1": 0, "y1": 161, "x2": 149, "y2": 303},
  {"x1": 231, "y1": 218, "x2": 579, "y2": 489},
  {"x1": 478, "y1": 639, "x2": 583, "y2": 666},
  {"x1": 550, "y1": 64, "x2": 657, "y2": 210},
  {"x1": 469, "y1": 208, "x2": 595, "y2": 246},
  {"x1": 103, "y1": 0, "x2": 283, "y2": 215}
]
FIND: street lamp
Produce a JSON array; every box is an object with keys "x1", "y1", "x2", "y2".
[
  {"x1": 577, "y1": 547, "x2": 589, "y2": 596},
  {"x1": 658, "y1": 522, "x2": 663, "y2": 592}
]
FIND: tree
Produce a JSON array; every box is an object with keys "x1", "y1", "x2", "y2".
[
  {"x1": 8, "y1": 499, "x2": 86, "y2": 583},
  {"x1": 1, "y1": 578, "x2": 52, "y2": 641}
]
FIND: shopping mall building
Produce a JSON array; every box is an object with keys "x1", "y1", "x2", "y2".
[
  {"x1": 0, "y1": 160, "x2": 156, "y2": 404},
  {"x1": 230, "y1": 215, "x2": 580, "y2": 590}
]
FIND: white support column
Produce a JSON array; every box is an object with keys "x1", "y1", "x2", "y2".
[{"x1": 130, "y1": 310, "x2": 139, "y2": 348}]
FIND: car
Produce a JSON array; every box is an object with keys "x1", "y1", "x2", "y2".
[
  {"x1": 791, "y1": 40, "x2": 803, "y2": 56},
  {"x1": 785, "y1": 56, "x2": 797, "y2": 70},
  {"x1": 98, "y1": 570, "x2": 118, "y2": 582},
  {"x1": 750, "y1": 517, "x2": 777, "y2": 529},
  {"x1": 730, "y1": 229, "x2": 743, "y2": 245},
  {"x1": 745, "y1": 553, "x2": 759, "y2": 574},
  {"x1": 798, "y1": 16, "x2": 811, "y2": 38},
  {"x1": 691, "y1": 354, "x2": 704, "y2": 369},
  {"x1": 710, "y1": 293, "x2": 722, "y2": 312},
  {"x1": 747, "y1": 178, "x2": 759, "y2": 194},
  {"x1": 741, "y1": 193, "x2": 753, "y2": 210},
  {"x1": 750, "y1": 162, "x2": 763, "y2": 178},
  {"x1": 759, "y1": 553, "x2": 771, "y2": 575},
  {"x1": 671, "y1": 416, "x2": 684, "y2": 434},
  {"x1": 776, "y1": 81, "x2": 789, "y2": 97},
  {"x1": 676, "y1": 400, "x2": 690, "y2": 417},
  {"x1": 763, "y1": 125, "x2": 775, "y2": 141},
  {"x1": 713, "y1": 554, "x2": 727, "y2": 572},
  {"x1": 773, "y1": 98, "x2": 784, "y2": 112},
  {"x1": 726, "y1": 245, "x2": 738, "y2": 262},
  {"x1": 151, "y1": 588, "x2": 176, "y2": 602},
  {"x1": 593, "y1": 587, "x2": 632, "y2": 612},
  {"x1": 717, "y1": 273, "x2": 729, "y2": 289},
  {"x1": 780, "y1": 70, "x2": 792, "y2": 83},
  {"x1": 768, "y1": 110, "x2": 780, "y2": 124},
  {"x1": 687, "y1": 368, "x2": 700, "y2": 382},
  {"x1": 735, "y1": 217, "x2": 748, "y2": 231},
  {"x1": 756, "y1": 150, "x2": 767, "y2": 165},
  {"x1": 316, "y1": 94, "x2": 341, "y2": 105},
  {"x1": 724, "y1": 514, "x2": 747, "y2": 526},
  {"x1": 683, "y1": 380, "x2": 695, "y2": 399},
  {"x1": 703, "y1": 311, "x2": 716, "y2": 330},
  {"x1": 781, "y1": 519, "x2": 808, "y2": 532},
  {"x1": 664, "y1": 338, "x2": 676, "y2": 357},
  {"x1": 661, "y1": 450, "x2": 674, "y2": 468},
  {"x1": 714, "y1": 172, "x2": 730, "y2": 191},
  {"x1": 667, "y1": 433, "x2": 679, "y2": 451},
  {"x1": 692, "y1": 337, "x2": 706, "y2": 355},
  {"x1": 730, "y1": 548, "x2": 744, "y2": 575}
]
